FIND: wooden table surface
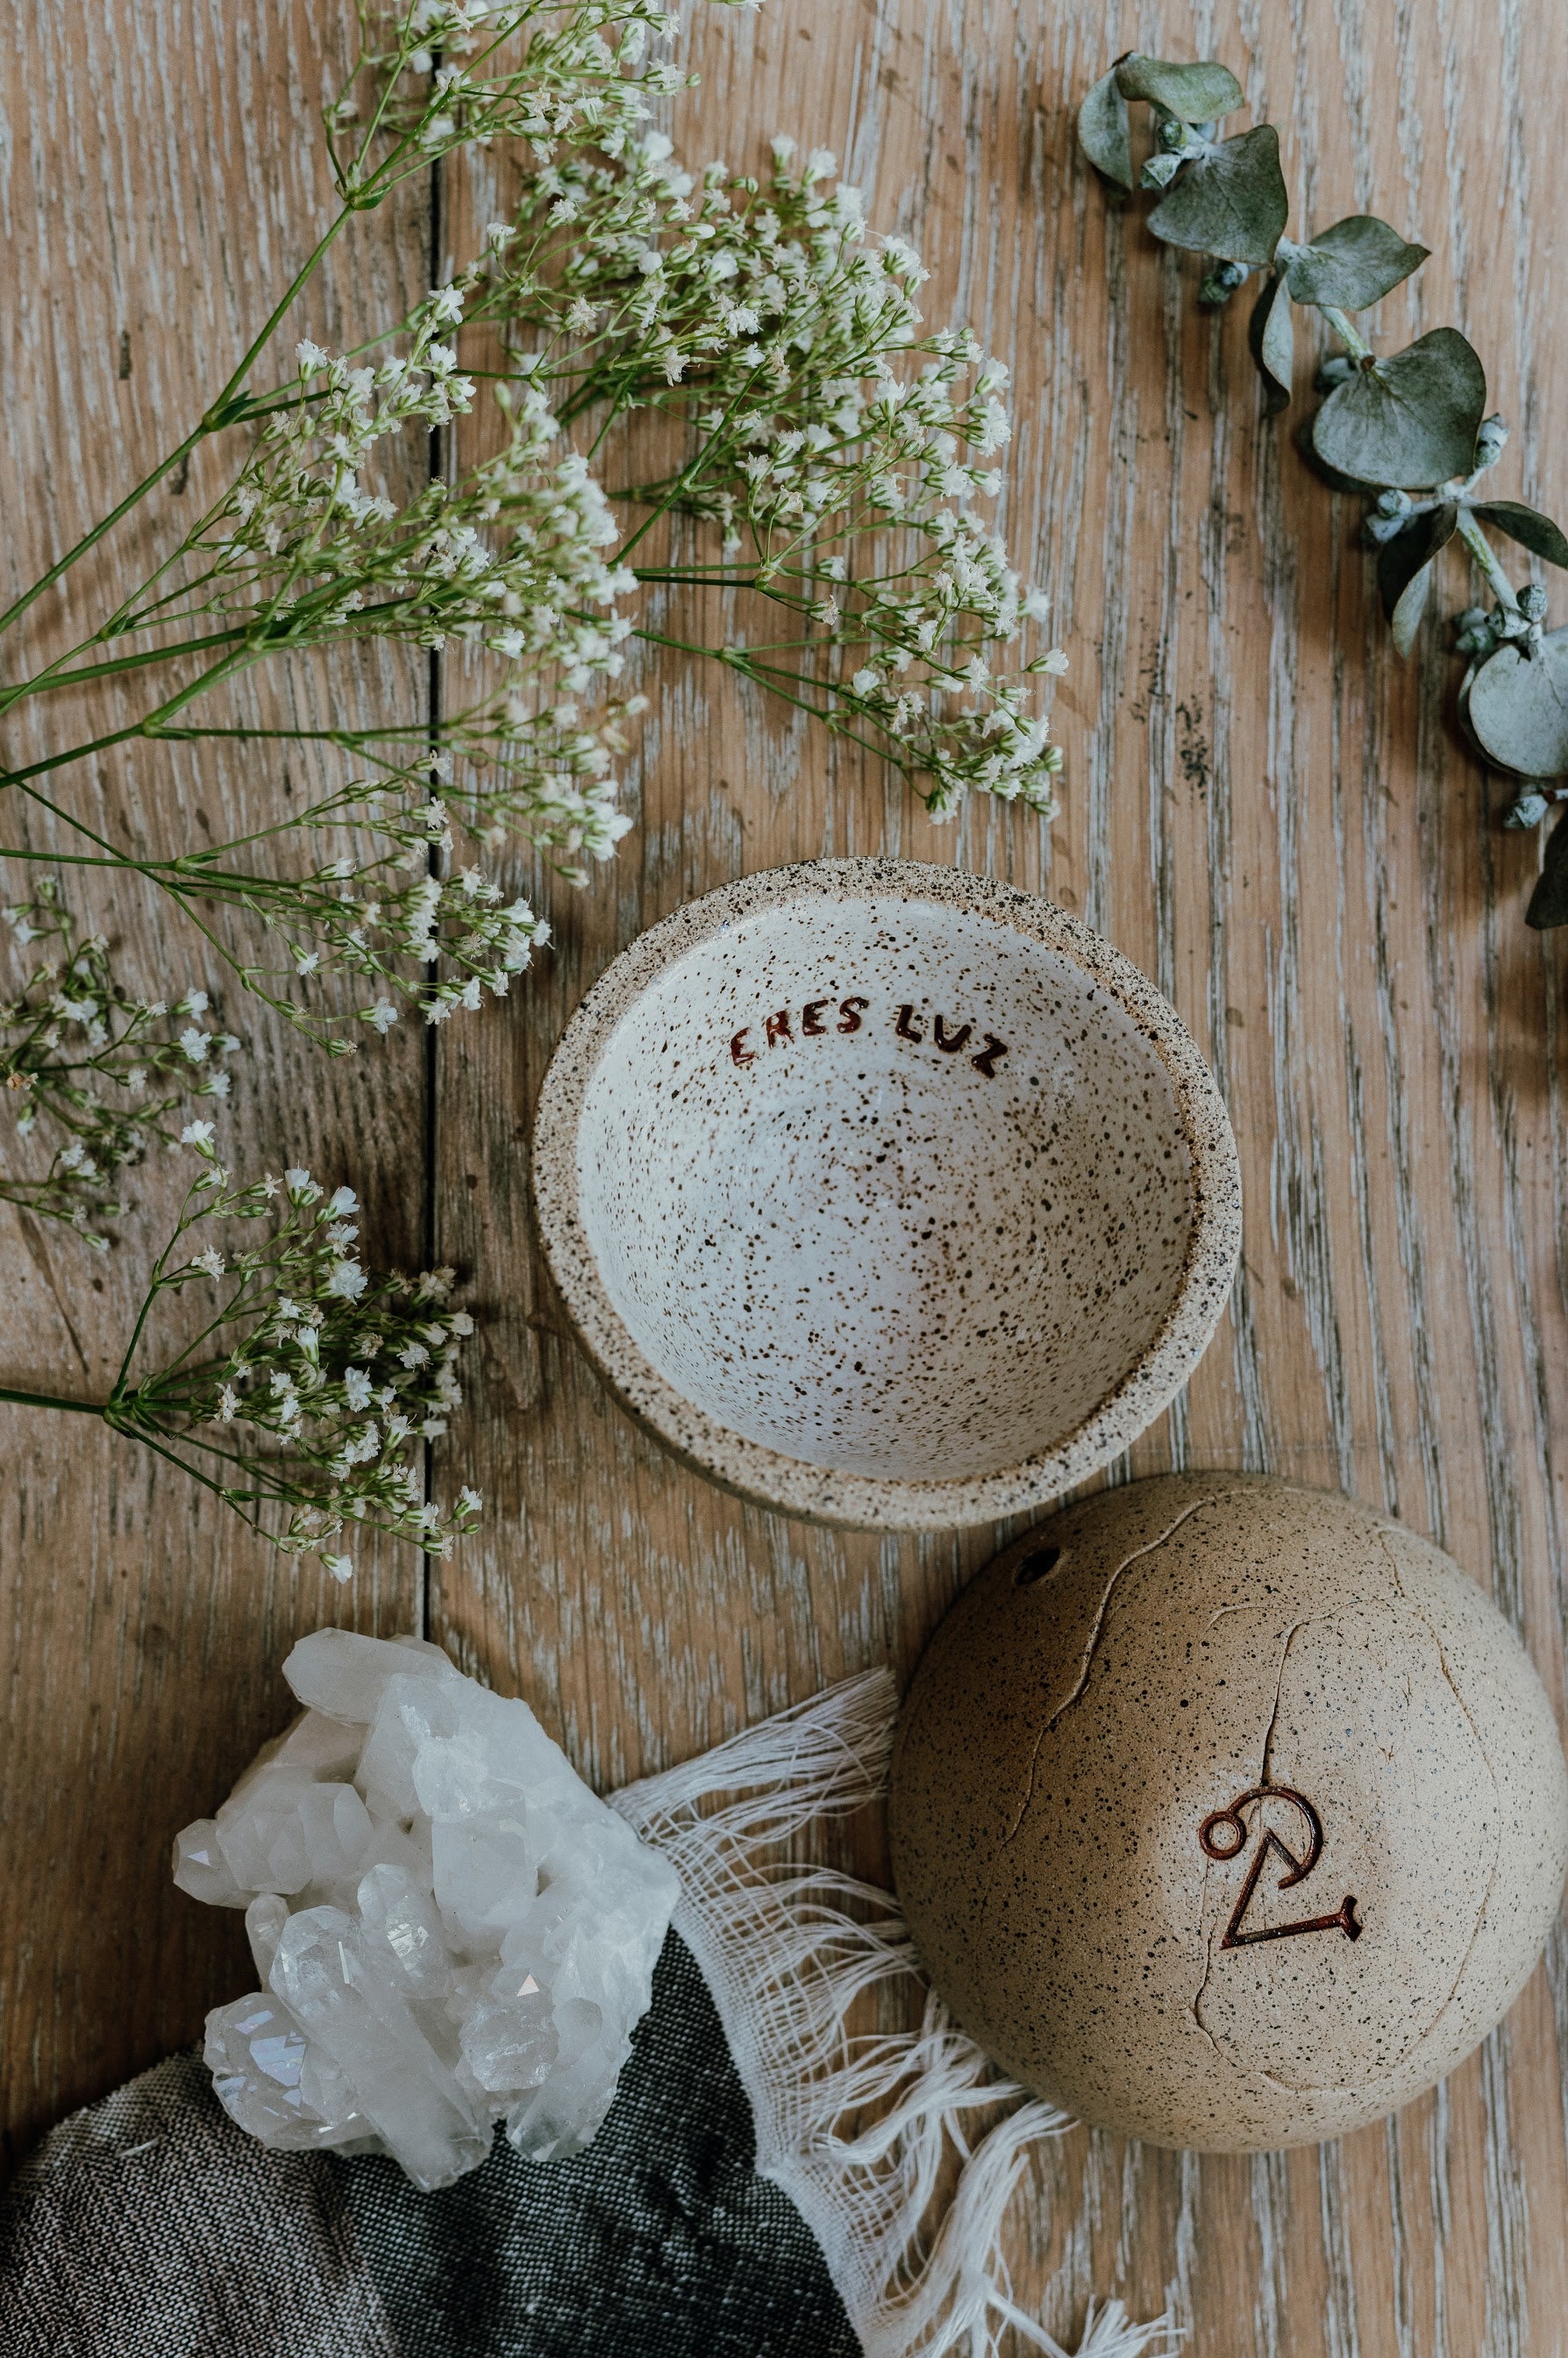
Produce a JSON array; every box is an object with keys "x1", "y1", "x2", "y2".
[{"x1": 4, "y1": 3, "x2": 1567, "y2": 2351}]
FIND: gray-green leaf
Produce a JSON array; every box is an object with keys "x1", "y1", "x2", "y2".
[
  {"x1": 1078, "y1": 64, "x2": 1132, "y2": 193},
  {"x1": 1311, "y1": 327, "x2": 1486, "y2": 489},
  {"x1": 1377, "y1": 507, "x2": 1457, "y2": 654},
  {"x1": 1248, "y1": 274, "x2": 1294, "y2": 414},
  {"x1": 1114, "y1": 54, "x2": 1247, "y2": 125},
  {"x1": 1467, "y1": 626, "x2": 1568, "y2": 779},
  {"x1": 1294, "y1": 413, "x2": 1368, "y2": 493},
  {"x1": 1469, "y1": 500, "x2": 1568, "y2": 570},
  {"x1": 1139, "y1": 148, "x2": 1186, "y2": 190},
  {"x1": 1147, "y1": 125, "x2": 1289, "y2": 266},
  {"x1": 1283, "y1": 215, "x2": 1429, "y2": 311},
  {"x1": 1388, "y1": 560, "x2": 1434, "y2": 656},
  {"x1": 1527, "y1": 806, "x2": 1568, "y2": 929}
]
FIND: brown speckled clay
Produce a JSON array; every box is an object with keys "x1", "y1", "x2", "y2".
[
  {"x1": 531, "y1": 861, "x2": 1242, "y2": 1530},
  {"x1": 888, "y1": 1474, "x2": 1568, "y2": 2149}
]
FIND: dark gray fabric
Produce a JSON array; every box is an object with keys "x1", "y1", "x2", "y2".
[
  {"x1": 0, "y1": 2047, "x2": 400, "y2": 2358},
  {"x1": 0, "y1": 1929, "x2": 859, "y2": 2358},
  {"x1": 340, "y1": 1928, "x2": 858, "y2": 2358}
]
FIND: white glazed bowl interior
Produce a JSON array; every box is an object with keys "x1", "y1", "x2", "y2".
[{"x1": 534, "y1": 863, "x2": 1241, "y2": 1527}]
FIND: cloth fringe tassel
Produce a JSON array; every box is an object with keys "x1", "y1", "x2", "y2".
[{"x1": 614, "y1": 1673, "x2": 1176, "y2": 2358}]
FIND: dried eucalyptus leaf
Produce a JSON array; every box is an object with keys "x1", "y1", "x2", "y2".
[
  {"x1": 1114, "y1": 54, "x2": 1246, "y2": 124},
  {"x1": 1078, "y1": 63, "x2": 1133, "y2": 193},
  {"x1": 1469, "y1": 500, "x2": 1568, "y2": 570},
  {"x1": 1283, "y1": 215, "x2": 1429, "y2": 311},
  {"x1": 1388, "y1": 560, "x2": 1435, "y2": 656},
  {"x1": 1377, "y1": 506, "x2": 1457, "y2": 640},
  {"x1": 1147, "y1": 125, "x2": 1289, "y2": 266},
  {"x1": 1527, "y1": 806, "x2": 1568, "y2": 929},
  {"x1": 1293, "y1": 414, "x2": 1368, "y2": 493},
  {"x1": 1467, "y1": 627, "x2": 1568, "y2": 779},
  {"x1": 1248, "y1": 274, "x2": 1294, "y2": 415},
  {"x1": 1311, "y1": 326, "x2": 1486, "y2": 489},
  {"x1": 1139, "y1": 149, "x2": 1186, "y2": 191}
]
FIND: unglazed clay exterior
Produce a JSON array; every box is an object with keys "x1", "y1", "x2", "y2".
[
  {"x1": 888, "y1": 1475, "x2": 1568, "y2": 2150},
  {"x1": 531, "y1": 861, "x2": 1242, "y2": 1528}
]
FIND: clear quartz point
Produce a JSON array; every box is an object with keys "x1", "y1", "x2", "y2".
[{"x1": 175, "y1": 1629, "x2": 680, "y2": 2190}]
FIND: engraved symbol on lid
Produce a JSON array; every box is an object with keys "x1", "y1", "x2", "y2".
[{"x1": 1199, "y1": 1785, "x2": 1364, "y2": 1952}]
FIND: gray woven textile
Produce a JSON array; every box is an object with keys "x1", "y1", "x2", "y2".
[{"x1": 0, "y1": 1930, "x2": 859, "y2": 2358}]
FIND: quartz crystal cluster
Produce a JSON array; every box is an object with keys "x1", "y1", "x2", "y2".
[{"x1": 174, "y1": 1629, "x2": 681, "y2": 2190}]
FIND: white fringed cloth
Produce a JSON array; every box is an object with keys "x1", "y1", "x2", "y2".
[
  {"x1": 615, "y1": 1671, "x2": 1174, "y2": 2358},
  {"x1": 0, "y1": 1670, "x2": 1173, "y2": 2358}
]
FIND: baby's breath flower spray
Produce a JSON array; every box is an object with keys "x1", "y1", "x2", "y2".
[
  {"x1": 0, "y1": 1130, "x2": 481, "y2": 1579},
  {"x1": 0, "y1": 880, "x2": 238, "y2": 1247},
  {"x1": 0, "y1": 2, "x2": 1064, "y2": 1048}
]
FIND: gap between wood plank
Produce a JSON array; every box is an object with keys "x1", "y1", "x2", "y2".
[{"x1": 420, "y1": 135, "x2": 445, "y2": 1647}]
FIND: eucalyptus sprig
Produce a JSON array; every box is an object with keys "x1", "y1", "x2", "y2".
[
  {"x1": 1079, "y1": 51, "x2": 1568, "y2": 928},
  {"x1": 0, "y1": 1132, "x2": 481, "y2": 1578},
  {"x1": 1, "y1": 880, "x2": 238, "y2": 1247}
]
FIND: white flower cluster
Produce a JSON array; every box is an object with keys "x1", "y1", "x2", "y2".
[
  {"x1": 133, "y1": 688, "x2": 641, "y2": 1043},
  {"x1": 481, "y1": 133, "x2": 1066, "y2": 818},
  {"x1": 0, "y1": 879, "x2": 238, "y2": 1248},
  {"x1": 1, "y1": 4, "x2": 1067, "y2": 1083},
  {"x1": 161, "y1": 757, "x2": 552, "y2": 1049},
  {"x1": 334, "y1": 2, "x2": 752, "y2": 198},
  {"x1": 438, "y1": 687, "x2": 644, "y2": 875},
  {"x1": 108, "y1": 1131, "x2": 481, "y2": 1576},
  {"x1": 182, "y1": 302, "x2": 631, "y2": 697}
]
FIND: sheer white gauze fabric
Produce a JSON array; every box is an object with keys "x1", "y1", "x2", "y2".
[{"x1": 613, "y1": 1672, "x2": 1175, "y2": 2358}]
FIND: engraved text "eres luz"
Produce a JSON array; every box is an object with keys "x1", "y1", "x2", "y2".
[{"x1": 730, "y1": 995, "x2": 1009, "y2": 1078}]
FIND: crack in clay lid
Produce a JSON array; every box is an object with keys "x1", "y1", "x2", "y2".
[
  {"x1": 888, "y1": 1475, "x2": 1568, "y2": 2148},
  {"x1": 531, "y1": 860, "x2": 1243, "y2": 1529}
]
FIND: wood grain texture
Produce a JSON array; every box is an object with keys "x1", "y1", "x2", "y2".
[
  {"x1": 0, "y1": 0, "x2": 431, "y2": 2169},
  {"x1": 5, "y1": 3, "x2": 1568, "y2": 2353}
]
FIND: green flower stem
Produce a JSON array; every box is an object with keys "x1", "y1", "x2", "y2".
[
  {"x1": 14, "y1": 782, "x2": 140, "y2": 864},
  {"x1": 0, "y1": 209, "x2": 355, "y2": 647},
  {"x1": 151, "y1": 724, "x2": 406, "y2": 746},
  {"x1": 111, "y1": 1217, "x2": 189, "y2": 1395},
  {"x1": 2, "y1": 643, "x2": 272, "y2": 804},
  {"x1": 0, "y1": 719, "x2": 167, "y2": 795},
  {"x1": 0, "y1": 619, "x2": 165, "y2": 718},
  {"x1": 0, "y1": 843, "x2": 139, "y2": 872},
  {"x1": 0, "y1": 626, "x2": 255, "y2": 713},
  {"x1": 11, "y1": 751, "x2": 409, "y2": 866},
  {"x1": 1320, "y1": 304, "x2": 1373, "y2": 365},
  {"x1": 0, "y1": 1384, "x2": 106, "y2": 1415},
  {"x1": 96, "y1": 1417, "x2": 239, "y2": 1510},
  {"x1": 0, "y1": 433, "x2": 212, "y2": 647},
  {"x1": 1454, "y1": 506, "x2": 1521, "y2": 612},
  {"x1": 631, "y1": 568, "x2": 763, "y2": 588},
  {"x1": 631, "y1": 625, "x2": 908, "y2": 769},
  {"x1": 148, "y1": 1282, "x2": 267, "y2": 1390},
  {"x1": 632, "y1": 567, "x2": 818, "y2": 625},
  {"x1": 0, "y1": 841, "x2": 303, "y2": 907},
  {"x1": 614, "y1": 368, "x2": 773, "y2": 565}
]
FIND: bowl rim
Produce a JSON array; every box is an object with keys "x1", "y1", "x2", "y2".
[{"x1": 531, "y1": 859, "x2": 1243, "y2": 1530}]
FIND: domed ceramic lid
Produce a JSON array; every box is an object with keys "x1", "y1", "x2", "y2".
[{"x1": 889, "y1": 1474, "x2": 1568, "y2": 2149}]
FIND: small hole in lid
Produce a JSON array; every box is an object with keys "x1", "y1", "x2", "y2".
[{"x1": 1015, "y1": 1544, "x2": 1062, "y2": 1588}]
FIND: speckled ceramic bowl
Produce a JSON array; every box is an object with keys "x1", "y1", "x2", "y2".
[{"x1": 531, "y1": 861, "x2": 1242, "y2": 1529}]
